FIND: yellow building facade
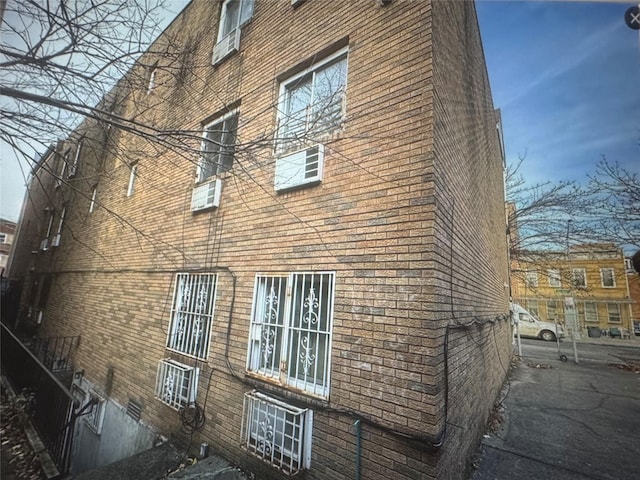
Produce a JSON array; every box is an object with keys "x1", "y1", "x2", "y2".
[{"x1": 512, "y1": 244, "x2": 633, "y2": 335}]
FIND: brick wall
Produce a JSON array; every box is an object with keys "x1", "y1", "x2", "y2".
[
  {"x1": 12, "y1": 1, "x2": 511, "y2": 478},
  {"x1": 431, "y1": 1, "x2": 511, "y2": 478}
]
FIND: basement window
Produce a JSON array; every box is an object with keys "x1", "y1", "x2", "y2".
[{"x1": 241, "y1": 390, "x2": 313, "y2": 474}]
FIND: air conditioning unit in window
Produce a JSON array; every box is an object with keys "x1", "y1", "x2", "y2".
[
  {"x1": 67, "y1": 164, "x2": 77, "y2": 179},
  {"x1": 50, "y1": 234, "x2": 61, "y2": 247},
  {"x1": 40, "y1": 238, "x2": 49, "y2": 251},
  {"x1": 274, "y1": 144, "x2": 324, "y2": 191},
  {"x1": 191, "y1": 178, "x2": 222, "y2": 212},
  {"x1": 212, "y1": 28, "x2": 240, "y2": 66},
  {"x1": 155, "y1": 359, "x2": 198, "y2": 410}
]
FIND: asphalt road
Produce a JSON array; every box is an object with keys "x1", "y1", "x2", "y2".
[{"x1": 516, "y1": 338, "x2": 640, "y2": 365}]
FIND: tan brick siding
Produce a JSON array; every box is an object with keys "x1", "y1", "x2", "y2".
[{"x1": 11, "y1": 1, "x2": 511, "y2": 479}]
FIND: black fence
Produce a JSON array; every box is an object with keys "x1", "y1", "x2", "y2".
[{"x1": 0, "y1": 322, "x2": 80, "y2": 475}]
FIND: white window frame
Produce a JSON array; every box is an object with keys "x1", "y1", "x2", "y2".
[
  {"x1": 216, "y1": 0, "x2": 254, "y2": 43},
  {"x1": 155, "y1": 359, "x2": 199, "y2": 410},
  {"x1": 601, "y1": 268, "x2": 616, "y2": 288},
  {"x1": 147, "y1": 65, "x2": 157, "y2": 95},
  {"x1": 56, "y1": 150, "x2": 70, "y2": 187},
  {"x1": 127, "y1": 163, "x2": 138, "y2": 197},
  {"x1": 546, "y1": 300, "x2": 560, "y2": 321},
  {"x1": 51, "y1": 207, "x2": 66, "y2": 247},
  {"x1": 246, "y1": 272, "x2": 335, "y2": 399},
  {"x1": 276, "y1": 48, "x2": 349, "y2": 154},
  {"x1": 241, "y1": 390, "x2": 312, "y2": 474},
  {"x1": 89, "y1": 185, "x2": 98, "y2": 213},
  {"x1": 85, "y1": 391, "x2": 106, "y2": 435},
  {"x1": 607, "y1": 303, "x2": 621, "y2": 323},
  {"x1": 68, "y1": 141, "x2": 82, "y2": 178},
  {"x1": 166, "y1": 273, "x2": 217, "y2": 359},
  {"x1": 525, "y1": 299, "x2": 539, "y2": 317},
  {"x1": 583, "y1": 302, "x2": 599, "y2": 323},
  {"x1": 524, "y1": 271, "x2": 538, "y2": 288},
  {"x1": 571, "y1": 268, "x2": 586, "y2": 288},
  {"x1": 198, "y1": 110, "x2": 239, "y2": 183},
  {"x1": 547, "y1": 269, "x2": 561, "y2": 288}
]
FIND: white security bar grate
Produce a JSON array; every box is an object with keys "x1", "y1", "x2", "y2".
[
  {"x1": 241, "y1": 390, "x2": 311, "y2": 474},
  {"x1": 167, "y1": 273, "x2": 217, "y2": 359},
  {"x1": 155, "y1": 359, "x2": 197, "y2": 410}
]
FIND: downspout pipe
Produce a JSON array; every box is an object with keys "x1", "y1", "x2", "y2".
[{"x1": 354, "y1": 419, "x2": 361, "y2": 480}]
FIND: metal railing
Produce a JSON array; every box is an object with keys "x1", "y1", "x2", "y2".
[
  {"x1": 0, "y1": 322, "x2": 80, "y2": 475},
  {"x1": 29, "y1": 334, "x2": 79, "y2": 372}
]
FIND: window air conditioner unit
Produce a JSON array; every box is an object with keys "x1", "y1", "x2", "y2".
[
  {"x1": 212, "y1": 28, "x2": 240, "y2": 66},
  {"x1": 40, "y1": 238, "x2": 49, "y2": 251},
  {"x1": 67, "y1": 164, "x2": 77, "y2": 179},
  {"x1": 51, "y1": 234, "x2": 61, "y2": 247},
  {"x1": 191, "y1": 178, "x2": 222, "y2": 212},
  {"x1": 274, "y1": 144, "x2": 324, "y2": 191}
]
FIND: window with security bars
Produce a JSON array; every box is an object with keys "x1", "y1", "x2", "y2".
[
  {"x1": 166, "y1": 273, "x2": 217, "y2": 359},
  {"x1": 277, "y1": 49, "x2": 348, "y2": 153},
  {"x1": 247, "y1": 272, "x2": 335, "y2": 399},
  {"x1": 241, "y1": 390, "x2": 312, "y2": 474},
  {"x1": 155, "y1": 359, "x2": 198, "y2": 410}
]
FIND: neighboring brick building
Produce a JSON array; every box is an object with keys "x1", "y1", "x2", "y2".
[
  {"x1": 512, "y1": 244, "x2": 634, "y2": 336},
  {"x1": 9, "y1": 1, "x2": 511, "y2": 479},
  {"x1": 626, "y1": 255, "x2": 640, "y2": 334},
  {"x1": 0, "y1": 218, "x2": 17, "y2": 275}
]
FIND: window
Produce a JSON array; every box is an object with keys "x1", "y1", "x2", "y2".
[
  {"x1": 155, "y1": 359, "x2": 198, "y2": 410},
  {"x1": 212, "y1": 0, "x2": 254, "y2": 65},
  {"x1": 624, "y1": 258, "x2": 633, "y2": 272},
  {"x1": 546, "y1": 300, "x2": 560, "y2": 321},
  {"x1": 547, "y1": 269, "x2": 561, "y2": 287},
  {"x1": 571, "y1": 268, "x2": 586, "y2": 288},
  {"x1": 241, "y1": 390, "x2": 312, "y2": 474},
  {"x1": 85, "y1": 391, "x2": 106, "y2": 435},
  {"x1": 56, "y1": 150, "x2": 70, "y2": 187},
  {"x1": 0, "y1": 233, "x2": 6, "y2": 243},
  {"x1": 524, "y1": 271, "x2": 538, "y2": 288},
  {"x1": 607, "y1": 303, "x2": 621, "y2": 323},
  {"x1": 89, "y1": 185, "x2": 98, "y2": 213},
  {"x1": 51, "y1": 207, "x2": 66, "y2": 247},
  {"x1": 525, "y1": 299, "x2": 539, "y2": 317},
  {"x1": 166, "y1": 273, "x2": 217, "y2": 359},
  {"x1": 199, "y1": 112, "x2": 238, "y2": 182},
  {"x1": 127, "y1": 163, "x2": 138, "y2": 197},
  {"x1": 277, "y1": 49, "x2": 348, "y2": 153},
  {"x1": 601, "y1": 268, "x2": 615, "y2": 288},
  {"x1": 147, "y1": 64, "x2": 157, "y2": 94},
  {"x1": 583, "y1": 302, "x2": 598, "y2": 323},
  {"x1": 68, "y1": 141, "x2": 82, "y2": 178},
  {"x1": 247, "y1": 272, "x2": 335, "y2": 399},
  {"x1": 41, "y1": 210, "x2": 54, "y2": 250}
]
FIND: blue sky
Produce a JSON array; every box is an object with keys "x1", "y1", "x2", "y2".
[
  {"x1": 1, "y1": 1, "x2": 638, "y2": 222},
  {"x1": 476, "y1": 1, "x2": 640, "y2": 185}
]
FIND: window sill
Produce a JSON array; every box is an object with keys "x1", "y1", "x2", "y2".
[{"x1": 244, "y1": 372, "x2": 330, "y2": 407}]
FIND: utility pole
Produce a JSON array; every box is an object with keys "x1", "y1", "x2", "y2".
[{"x1": 566, "y1": 220, "x2": 579, "y2": 363}]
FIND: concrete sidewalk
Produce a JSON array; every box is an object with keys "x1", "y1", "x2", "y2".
[{"x1": 471, "y1": 353, "x2": 640, "y2": 480}]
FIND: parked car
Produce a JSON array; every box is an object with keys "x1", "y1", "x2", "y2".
[{"x1": 511, "y1": 303, "x2": 565, "y2": 341}]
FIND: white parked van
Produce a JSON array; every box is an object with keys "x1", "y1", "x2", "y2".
[{"x1": 510, "y1": 303, "x2": 565, "y2": 341}]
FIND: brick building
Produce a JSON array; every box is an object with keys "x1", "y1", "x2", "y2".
[
  {"x1": 511, "y1": 244, "x2": 634, "y2": 336},
  {"x1": 8, "y1": 1, "x2": 511, "y2": 478},
  {"x1": 0, "y1": 218, "x2": 17, "y2": 275}
]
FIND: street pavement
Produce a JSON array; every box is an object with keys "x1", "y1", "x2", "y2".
[{"x1": 471, "y1": 338, "x2": 640, "y2": 480}]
